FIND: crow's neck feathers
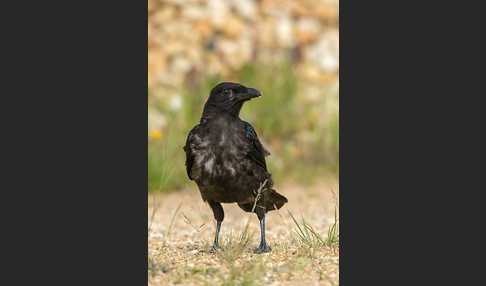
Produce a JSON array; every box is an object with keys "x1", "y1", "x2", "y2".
[{"x1": 201, "y1": 101, "x2": 243, "y2": 123}]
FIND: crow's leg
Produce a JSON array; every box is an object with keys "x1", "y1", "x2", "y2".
[
  {"x1": 254, "y1": 196, "x2": 271, "y2": 253},
  {"x1": 208, "y1": 200, "x2": 224, "y2": 251}
]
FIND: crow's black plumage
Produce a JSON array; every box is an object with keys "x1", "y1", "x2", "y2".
[{"x1": 183, "y1": 82, "x2": 288, "y2": 253}]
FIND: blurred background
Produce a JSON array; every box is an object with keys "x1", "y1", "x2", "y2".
[{"x1": 148, "y1": 0, "x2": 339, "y2": 193}]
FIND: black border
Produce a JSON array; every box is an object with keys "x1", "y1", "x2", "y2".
[
  {"x1": 8, "y1": 1, "x2": 148, "y2": 284},
  {"x1": 340, "y1": 0, "x2": 485, "y2": 284}
]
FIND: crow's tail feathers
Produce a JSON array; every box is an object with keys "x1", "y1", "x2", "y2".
[{"x1": 264, "y1": 189, "x2": 288, "y2": 211}]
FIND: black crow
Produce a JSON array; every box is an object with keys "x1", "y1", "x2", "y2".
[{"x1": 183, "y1": 82, "x2": 288, "y2": 253}]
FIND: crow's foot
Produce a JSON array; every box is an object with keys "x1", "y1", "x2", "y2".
[
  {"x1": 253, "y1": 244, "x2": 271, "y2": 254},
  {"x1": 209, "y1": 244, "x2": 221, "y2": 253}
]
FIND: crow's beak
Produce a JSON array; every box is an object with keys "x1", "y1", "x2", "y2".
[
  {"x1": 246, "y1": 88, "x2": 262, "y2": 99},
  {"x1": 236, "y1": 87, "x2": 262, "y2": 102}
]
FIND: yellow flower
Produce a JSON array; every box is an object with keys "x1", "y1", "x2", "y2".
[{"x1": 149, "y1": 130, "x2": 163, "y2": 139}]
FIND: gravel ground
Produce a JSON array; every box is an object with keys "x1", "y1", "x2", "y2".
[{"x1": 148, "y1": 178, "x2": 339, "y2": 285}]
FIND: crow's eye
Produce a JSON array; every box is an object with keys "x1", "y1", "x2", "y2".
[{"x1": 223, "y1": 89, "x2": 230, "y2": 96}]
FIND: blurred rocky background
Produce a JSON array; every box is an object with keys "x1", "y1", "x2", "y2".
[{"x1": 148, "y1": 0, "x2": 339, "y2": 192}]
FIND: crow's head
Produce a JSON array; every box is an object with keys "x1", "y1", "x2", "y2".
[{"x1": 201, "y1": 82, "x2": 262, "y2": 120}]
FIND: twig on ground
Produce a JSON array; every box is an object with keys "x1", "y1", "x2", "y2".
[
  {"x1": 251, "y1": 179, "x2": 268, "y2": 213},
  {"x1": 182, "y1": 212, "x2": 207, "y2": 233}
]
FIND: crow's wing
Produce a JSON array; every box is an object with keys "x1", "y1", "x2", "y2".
[
  {"x1": 183, "y1": 124, "x2": 201, "y2": 180},
  {"x1": 242, "y1": 121, "x2": 270, "y2": 171}
]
